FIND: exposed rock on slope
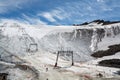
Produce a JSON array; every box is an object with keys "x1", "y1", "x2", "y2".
[
  {"x1": 80, "y1": 20, "x2": 120, "y2": 25},
  {"x1": 91, "y1": 44, "x2": 120, "y2": 58},
  {"x1": 98, "y1": 59, "x2": 120, "y2": 68}
]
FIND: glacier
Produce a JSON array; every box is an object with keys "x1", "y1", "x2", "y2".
[
  {"x1": 0, "y1": 21, "x2": 120, "y2": 61},
  {"x1": 0, "y1": 20, "x2": 120, "y2": 80}
]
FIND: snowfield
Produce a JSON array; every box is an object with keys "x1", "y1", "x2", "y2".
[
  {"x1": 2, "y1": 51, "x2": 119, "y2": 80},
  {"x1": 0, "y1": 20, "x2": 120, "y2": 80}
]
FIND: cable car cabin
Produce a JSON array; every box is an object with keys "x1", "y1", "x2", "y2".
[{"x1": 27, "y1": 43, "x2": 38, "y2": 52}]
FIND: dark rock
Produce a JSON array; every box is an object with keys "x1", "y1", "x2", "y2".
[
  {"x1": 80, "y1": 19, "x2": 120, "y2": 26},
  {"x1": 91, "y1": 44, "x2": 120, "y2": 58},
  {"x1": 0, "y1": 73, "x2": 8, "y2": 80},
  {"x1": 98, "y1": 59, "x2": 120, "y2": 68}
]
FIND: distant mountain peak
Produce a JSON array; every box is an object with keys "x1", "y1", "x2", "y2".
[{"x1": 80, "y1": 19, "x2": 120, "y2": 26}]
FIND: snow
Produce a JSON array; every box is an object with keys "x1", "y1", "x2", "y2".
[
  {"x1": 0, "y1": 21, "x2": 120, "y2": 57},
  {"x1": 98, "y1": 34, "x2": 120, "y2": 50},
  {"x1": 22, "y1": 51, "x2": 120, "y2": 80},
  {"x1": 0, "y1": 21, "x2": 120, "y2": 60},
  {"x1": 0, "y1": 20, "x2": 120, "y2": 80},
  {"x1": 87, "y1": 52, "x2": 120, "y2": 65},
  {"x1": 90, "y1": 28, "x2": 98, "y2": 52}
]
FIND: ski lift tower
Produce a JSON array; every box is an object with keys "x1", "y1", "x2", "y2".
[
  {"x1": 54, "y1": 47, "x2": 74, "y2": 67},
  {"x1": 20, "y1": 28, "x2": 38, "y2": 52}
]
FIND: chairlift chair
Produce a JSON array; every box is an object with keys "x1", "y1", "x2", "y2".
[{"x1": 27, "y1": 43, "x2": 38, "y2": 52}]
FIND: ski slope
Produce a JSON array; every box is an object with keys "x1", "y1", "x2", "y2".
[
  {"x1": 0, "y1": 20, "x2": 120, "y2": 80},
  {"x1": 0, "y1": 20, "x2": 120, "y2": 61}
]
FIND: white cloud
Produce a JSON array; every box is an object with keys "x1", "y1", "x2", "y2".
[
  {"x1": 39, "y1": 7, "x2": 71, "y2": 23},
  {"x1": 96, "y1": 0, "x2": 113, "y2": 11},
  {"x1": 38, "y1": 0, "x2": 116, "y2": 24},
  {"x1": 39, "y1": 7, "x2": 70, "y2": 23},
  {"x1": 0, "y1": 18, "x2": 28, "y2": 25},
  {"x1": 22, "y1": 14, "x2": 47, "y2": 25},
  {"x1": 0, "y1": 13, "x2": 47, "y2": 25},
  {"x1": 52, "y1": 8, "x2": 71, "y2": 20},
  {"x1": 0, "y1": 18, "x2": 46, "y2": 26},
  {"x1": 40, "y1": 12, "x2": 56, "y2": 22},
  {"x1": 0, "y1": 16, "x2": 47, "y2": 26},
  {"x1": 0, "y1": 0, "x2": 29, "y2": 13},
  {"x1": 87, "y1": 6, "x2": 92, "y2": 11},
  {"x1": 97, "y1": 0, "x2": 104, "y2": 2}
]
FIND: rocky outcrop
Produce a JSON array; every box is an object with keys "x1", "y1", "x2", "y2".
[
  {"x1": 98, "y1": 59, "x2": 120, "y2": 68},
  {"x1": 91, "y1": 44, "x2": 120, "y2": 58}
]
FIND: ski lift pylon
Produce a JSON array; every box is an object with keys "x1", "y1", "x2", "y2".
[{"x1": 54, "y1": 50, "x2": 74, "y2": 68}]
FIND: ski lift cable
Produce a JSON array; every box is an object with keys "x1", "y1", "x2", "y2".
[{"x1": 20, "y1": 28, "x2": 38, "y2": 52}]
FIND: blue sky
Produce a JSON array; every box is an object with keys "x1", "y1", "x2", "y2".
[{"x1": 0, "y1": 0, "x2": 120, "y2": 25}]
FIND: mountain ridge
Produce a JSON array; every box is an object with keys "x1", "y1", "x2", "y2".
[{"x1": 80, "y1": 19, "x2": 120, "y2": 26}]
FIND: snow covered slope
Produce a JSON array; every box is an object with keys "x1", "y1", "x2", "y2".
[
  {"x1": 0, "y1": 20, "x2": 120, "y2": 62},
  {"x1": 0, "y1": 20, "x2": 120, "y2": 80},
  {"x1": 1, "y1": 50, "x2": 120, "y2": 80}
]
